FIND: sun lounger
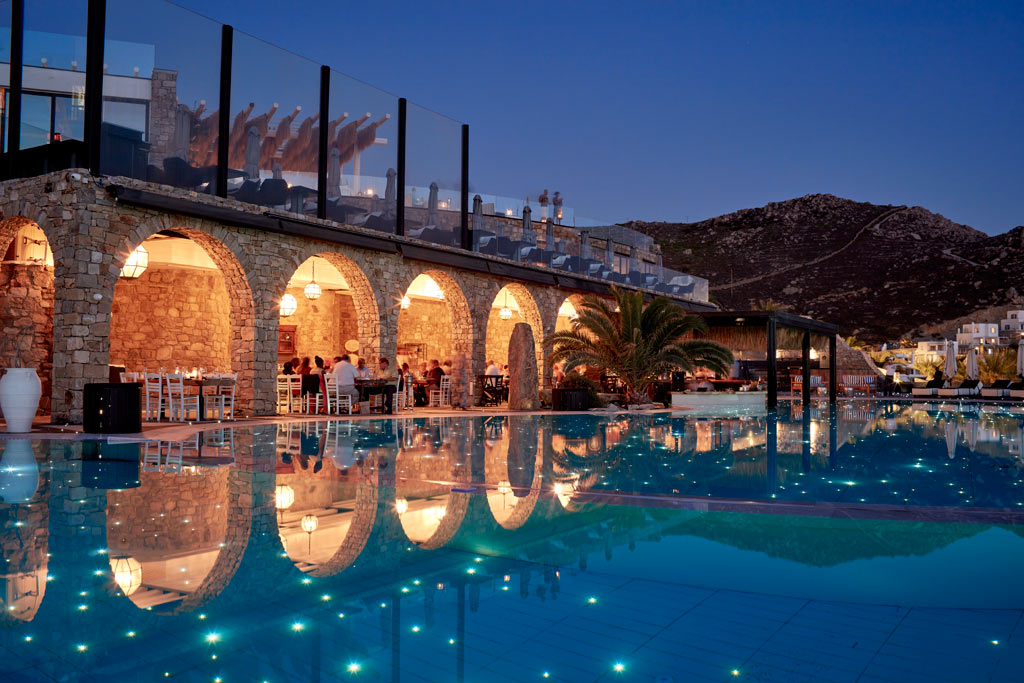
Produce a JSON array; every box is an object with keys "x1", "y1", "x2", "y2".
[
  {"x1": 912, "y1": 379, "x2": 946, "y2": 398},
  {"x1": 980, "y1": 379, "x2": 1012, "y2": 398},
  {"x1": 1008, "y1": 381, "x2": 1024, "y2": 399},
  {"x1": 937, "y1": 379, "x2": 982, "y2": 398}
]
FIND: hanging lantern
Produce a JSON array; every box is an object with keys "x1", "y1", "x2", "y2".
[
  {"x1": 301, "y1": 514, "x2": 319, "y2": 534},
  {"x1": 499, "y1": 290, "x2": 513, "y2": 320},
  {"x1": 120, "y1": 245, "x2": 149, "y2": 279},
  {"x1": 109, "y1": 556, "x2": 142, "y2": 596},
  {"x1": 497, "y1": 480, "x2": 512, "y2": 495},
  {"x1": 304, "y1": 261, "x2": 322, "y2": 300},
  {"x1": 275, "y1": 484, "x2": 295, "y2": 510},
  {"x1": 280, "y1": 293, "x2": 298, "y2": 317},
  {"x1": 400, "y1": 295, "x2": 411, "y2": 310},
  {"x1": 395, "y1": 497, "x2": 409, "y2": 514}
]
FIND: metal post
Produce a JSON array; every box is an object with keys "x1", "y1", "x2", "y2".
[
  {"x1": 317, "y1": 65, "x2": 330, "y2": 219},
  {"x1": 766, "y1": 410, "x2": 778, "y2": 496},
  {"x1": 84, "y1": 0, "x2": 106, "y2": 175},
  {"x1": 6, "y1": 0, "x2": 24, "y2": 171},
  {"x1": 828, "y1": 333, "x2": 838, "y2": 404},
  {"x1": 396, "y1": 97, "x2": 407, "y2": 236},
  {"x1": 801, "y1": 330, "x2": 811, "y2": 405},
  {"x1": 766, "y1": 317, "x2": 778, "y2": 409},
  {"x1": 460, "y1": 123, "x2": 470, "y2": 250},
  {"x1": 216, "y1": 25, "x2": 233, "y2": 198}
]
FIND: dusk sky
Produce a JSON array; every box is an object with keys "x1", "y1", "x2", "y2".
[{"x1": 176, "y1": 1, "x2": 1023, "y2": 234}]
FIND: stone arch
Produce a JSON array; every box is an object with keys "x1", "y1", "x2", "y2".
[
  {"x1": 107, "y1": 216, "x2": 258, "y2": 416},
  {"x1": 394, "y1": 268, "x2": 474, "y2": 369},
  {"x1": 277, "y1": 249, "x2": 382, "y2": 366},
  {"x1": 0, "y1": 214, "x2": 56, "y2": 415},
  {"x1": 484, "y1": 281, "x2": 545, "y2": 380}
]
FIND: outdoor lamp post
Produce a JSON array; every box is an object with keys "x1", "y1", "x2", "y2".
[{"x1": 301, "y1": 514, "x2": 318, "y2": 554}]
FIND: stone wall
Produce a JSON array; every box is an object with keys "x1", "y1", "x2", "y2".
[
  {"x1": 397, "y1": 298, "x2": 452, "y2": 366},
  {"x1": 278, "y1": 288, "x2": 359, "y2": 364},
  {"x1": 148, "y1": 68, "x2": 179, "y2": 167},
  {"x1": 0, "y1": 264, "x2": 54, "y2": 413},
  {"x1": 110, "y1": 264, "x2": 232, "y2": 372},
  {"x1": 0, "y1": 170, "x2": 708, "y2": 423},
  {"x1": 485, "y1": 306, "x2": 526, "y2": 367}
]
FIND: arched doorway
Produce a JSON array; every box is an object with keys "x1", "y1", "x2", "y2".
[
  {"x1": 396, "y1": 271, "x2": 472, "y2": 374},
  {"x1": 109, "y1": 229, "x2": 256, "y2": 414},
  {"x1": 484, "y1": 283, "x2": 544, "y2": 376},
  {"x1": 484, "y1": 416, "x2": 544, "y2": 530},
  {"x1": 0, "y1": 217, "x2": 54, "y2": 416},
  {"x1": 555, "y1": 295, "x2": 584, "y2": 333},
  {"x1": 278, "y1": 254, "x2": 379, "y2": 371}
]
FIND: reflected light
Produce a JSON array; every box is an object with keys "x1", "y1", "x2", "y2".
[
  {"x1": 275, "y1": 484, "x2": 295, "y2": 510},
  {"x1": 301, "y1": 514, "x2": 319, "y2": 534},
  {"x1": 395, "y1": 497, "x2": 409, "y2": 514},
  {"x1": 109, "y1": 556, "x2": 142, "y2": 596},
  {"x1": 400, "y1": 295, "x2": 411, "y2": 310}
]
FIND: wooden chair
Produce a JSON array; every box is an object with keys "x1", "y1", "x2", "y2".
[
  {"x1": 143, "y1": 373, "x2": 164, "y2": 421},
  {"x1": 120, "y1": 371, "x2": 142, "y2": 383},
  {"x1": 165, "y1": 373, "x2": 200, "y2": 422},
  {"x1": 276, "y1": 375, "x2": 293, "y2": 413}
]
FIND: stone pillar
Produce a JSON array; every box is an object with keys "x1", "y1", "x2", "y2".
[{"x1": 507, "y1": 322, "x2": 539, "y2": 410}]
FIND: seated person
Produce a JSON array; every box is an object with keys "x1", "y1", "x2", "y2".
[
  {"x1": 376, "y1": 357, "x2": 398, "y2": 414},
  {"x1": 282, "y1": 357, "x2": 299, "y2": 375},
  {"x1": 416, "y1": 359, "x2": 444, "y2": 406},
  {"x1": 485, "y1": 359, "x2": 501, "y2": 376},
  {"x1": 331, "y1": 354, "x2": 361, "y2": 407},
  {"x1": 356, "y1": 357, "x2": 372, "y2": 379}
]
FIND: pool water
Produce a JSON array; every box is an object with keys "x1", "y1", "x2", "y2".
[{"x1": 1, "y1": 402, "x2": 1023, "y2": 681}]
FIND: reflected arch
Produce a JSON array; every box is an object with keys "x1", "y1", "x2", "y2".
[
  {"x1": 105, "y1": 464, "x2": 254, "y2": 614},
  {"x1": 394, "y1": 417, "x2": 471, "y2": 549},
  {"x1": 484, "y1": 417, "x2": 544, "y2": 530}
]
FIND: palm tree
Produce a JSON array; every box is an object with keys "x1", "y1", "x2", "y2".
[
  {"x1": 979, "y1": 349, "x2": 1016, "y2": 383},
  {"x1": 543, "y1": 286, "x2": 733, "y2": 405}
]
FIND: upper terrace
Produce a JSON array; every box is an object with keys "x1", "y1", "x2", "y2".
[{"x1": 0, "y1": 0, "x2": 708, "y2": 304}]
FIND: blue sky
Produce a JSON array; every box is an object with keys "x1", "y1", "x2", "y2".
[{"x1": 170, "y1": 1, "x2": 1020, "y2": 233}]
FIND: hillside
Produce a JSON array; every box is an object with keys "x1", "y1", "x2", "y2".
[{"x1": 626, "y1": 194, "x2": 1022, "y2": 343}]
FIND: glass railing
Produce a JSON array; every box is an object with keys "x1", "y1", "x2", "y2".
[
  {"x1": 100, "y1": 0, "x2": 220, "y2": 188},
  {"x1": 1, "y1": 0, "x2": 709, "y2": 303},
  {"x1": 404, "y1": 102, "x2": 461, "y2": 248},
  {"x1": 324, "y1": 69, "x2": 399, "y2": 233},
  {"x1": 228, "y1": 29, "x2": 320, "y2": 211}
]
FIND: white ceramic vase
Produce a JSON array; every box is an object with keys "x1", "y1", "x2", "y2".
[{"x1": 0, "y1": 368, "x2": 42, "y2": 433}]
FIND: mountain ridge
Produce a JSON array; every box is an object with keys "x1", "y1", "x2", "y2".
[{"x1": 626, "y1": 194, "x2": 1022, "y2": 343}]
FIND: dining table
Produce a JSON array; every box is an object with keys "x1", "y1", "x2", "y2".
[{"x1": 182, "y1": 376, "x2": 234, "y2": 421}]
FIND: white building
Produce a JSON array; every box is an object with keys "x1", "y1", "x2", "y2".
[
  {"x1": 914, "y1": 340, "x2": 957, "y2": 364},
  {"x1": 1000, "y1": 310, "x2": 1024, "y2": 341},
  {"x1": 955, "y1": 322, "x2": 1002, "y2": 354}
]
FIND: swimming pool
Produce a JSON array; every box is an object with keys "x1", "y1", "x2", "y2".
[{"x1": 1, "y1": 402, "x2": 1022, "y2": 681}]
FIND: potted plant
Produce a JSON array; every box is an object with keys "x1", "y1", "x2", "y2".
[
  {"x1": 0, "y1": 328, "x2": 41, "y2": 433},
  {"x1": 551, "y1": 372, "x2": 601, "y2": 411}
]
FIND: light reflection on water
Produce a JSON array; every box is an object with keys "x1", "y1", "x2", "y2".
[{"x1": 1, "y1": 402, "x2": 1023, "y2": 679}]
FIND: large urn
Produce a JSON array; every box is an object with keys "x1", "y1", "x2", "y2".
[{"x1": 0, "y1": 368, "x2": 42, "y2": 433}]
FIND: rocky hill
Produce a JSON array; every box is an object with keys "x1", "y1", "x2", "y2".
[{"x1": 626, "y1": 194, "x2": 1022, "y2": 343}]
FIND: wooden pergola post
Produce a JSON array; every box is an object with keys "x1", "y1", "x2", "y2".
[{"x1": 766, "y1": 317, "x2": 778, "y2": 409}]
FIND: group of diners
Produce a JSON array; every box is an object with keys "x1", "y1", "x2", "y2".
[{"x1": 279, "y1": 354, "x2": 465, "y2": 412}]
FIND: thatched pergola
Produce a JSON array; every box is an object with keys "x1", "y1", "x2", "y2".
[{"x1": 696, "y1": 311, "x2": 840, "y2": 408}]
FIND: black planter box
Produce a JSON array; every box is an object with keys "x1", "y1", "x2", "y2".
[
  {"x1": 83, "y1": 382, "x2": 142, "y2": 434},
  {"x1": 551, "y1": 387, "x2": 589, "y2": 411}
]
